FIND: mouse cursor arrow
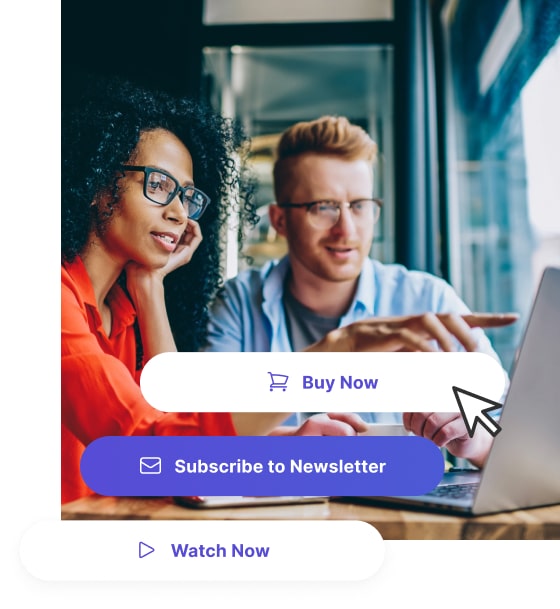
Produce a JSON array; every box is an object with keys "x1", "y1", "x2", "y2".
[{"x1": 452, "y1": 386, "x2": 503, "y2": 439}]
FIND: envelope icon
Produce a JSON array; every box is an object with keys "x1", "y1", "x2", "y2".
[{"x1": 140, "y1": 456, "x2": 162, "y2": 475}]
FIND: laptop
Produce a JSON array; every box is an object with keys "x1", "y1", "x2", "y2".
[{"x1": 335, "y1": 266, "x2": 560, "y2": 516}]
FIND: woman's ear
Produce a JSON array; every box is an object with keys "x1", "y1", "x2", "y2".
[
  {"x1": 269, "y1": 203, "x2": 288, "y2": 237},
  {"x1": 91, "y1": 185, "x2": 116, "y2": 215},
  {"x1": 91, "y1": 187, "x2": 107, "y2": 207}
]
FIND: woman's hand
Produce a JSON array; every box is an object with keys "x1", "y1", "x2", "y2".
[
  {"x1": 124, "y1": 220, "x2": 202, "y2": 359},
  {"x1": 160, "y1": 219, "x2": 203, "y2": 277},
  {"x1": 286, "y1": 413, "x2": 369, "y2": 436},
  {"x1": 126, "y1": 219, "x2": 202, "y2": 299}
]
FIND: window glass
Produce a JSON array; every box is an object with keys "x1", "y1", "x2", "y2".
[{"x1": 442, "y1": 0, "x2": 560, "y2": 370}]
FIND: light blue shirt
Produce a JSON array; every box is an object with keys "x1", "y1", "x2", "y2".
[{"x1": 204, "y1": 256, "x2": 503, "y2": 424}]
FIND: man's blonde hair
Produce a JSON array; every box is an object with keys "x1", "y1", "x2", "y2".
[{"x1": 273, "y1": 116, "x2": 378, "y2": 201}]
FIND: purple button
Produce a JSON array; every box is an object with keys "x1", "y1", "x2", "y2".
[{"x1": 81, "y1": 436, "x2": 444, "y2": 497}]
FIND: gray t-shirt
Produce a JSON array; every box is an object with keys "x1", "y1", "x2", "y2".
[
  {"x1": 282, "y1": 284, "x2": 402, "y2": 425},
  {"x1": 282, "y1": 287, "x2": 340, "y2": 352},
  {"x1": 283, "y1": 288, "x2": 340, "y2": 423}
]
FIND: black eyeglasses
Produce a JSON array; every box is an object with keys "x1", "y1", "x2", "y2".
[
  {"x1": 278, "y1": 198, "x2": 382, "y2": 230},
  {"x1": 119, "y1": 165, "x2": 211, "y2": 220}
]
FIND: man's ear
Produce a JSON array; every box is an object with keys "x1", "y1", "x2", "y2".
[{"x1": 269, "y1": 203, "x2": 288, "y2": 237}]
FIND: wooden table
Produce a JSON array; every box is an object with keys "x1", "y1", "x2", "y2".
[{"x1": 61, "y1": 495, "x2": 560, "y2": 540}]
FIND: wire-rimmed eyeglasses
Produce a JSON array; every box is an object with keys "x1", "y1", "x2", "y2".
[{"x1": 277, "y1": 198, "x2": 382, "y2": 230}]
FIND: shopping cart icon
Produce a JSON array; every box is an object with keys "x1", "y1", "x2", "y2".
[{"x1": 268, "y1": 372, "x2": 289, "y2": 391}]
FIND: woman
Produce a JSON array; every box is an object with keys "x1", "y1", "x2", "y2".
[
  {"x1": 62, "y1": 79, "x2": 260, "y2": 502},
  {"x1": 62, "y1": 79, "x2": 366, "y2": 503}
]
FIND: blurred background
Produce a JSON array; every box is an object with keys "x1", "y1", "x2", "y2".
[{"x1": 63, "y1": 0, "x2": 560, "y2": 371}]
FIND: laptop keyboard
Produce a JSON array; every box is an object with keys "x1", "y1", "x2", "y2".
[{"x1": 427, "y1": 483, "x2": 478, "y2": 500}]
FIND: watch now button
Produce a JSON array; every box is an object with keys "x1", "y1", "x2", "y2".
[{"x1": 21, "y1": 520, "x2": 384, "y2": 581}]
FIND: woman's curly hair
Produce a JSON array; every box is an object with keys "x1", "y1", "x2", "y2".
[{"x1": 62, "y1": 77, "x2": 257, "y2": 352}]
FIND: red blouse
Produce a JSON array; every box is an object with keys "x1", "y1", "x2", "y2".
[{"x1": 61, "y1": 257, "x2": 235, "y2": 503}]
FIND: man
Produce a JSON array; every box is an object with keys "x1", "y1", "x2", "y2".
[{"x1": 205, "y1": 116, "x2": 516, "y2": 467}]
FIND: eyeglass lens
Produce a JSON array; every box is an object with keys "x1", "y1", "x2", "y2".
[
  {"x1": 308, "y1": 200, "x2": 379, "y2": 229},
  {"x1": 142, "y1": 168, "x2": 208, "y2": 219},
  {"x1": 145, "y1": 170, "x2": 179, "y2": 205},
  {"x1": 184, "y1": 191, "x2": 207, "y2": 219}
]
